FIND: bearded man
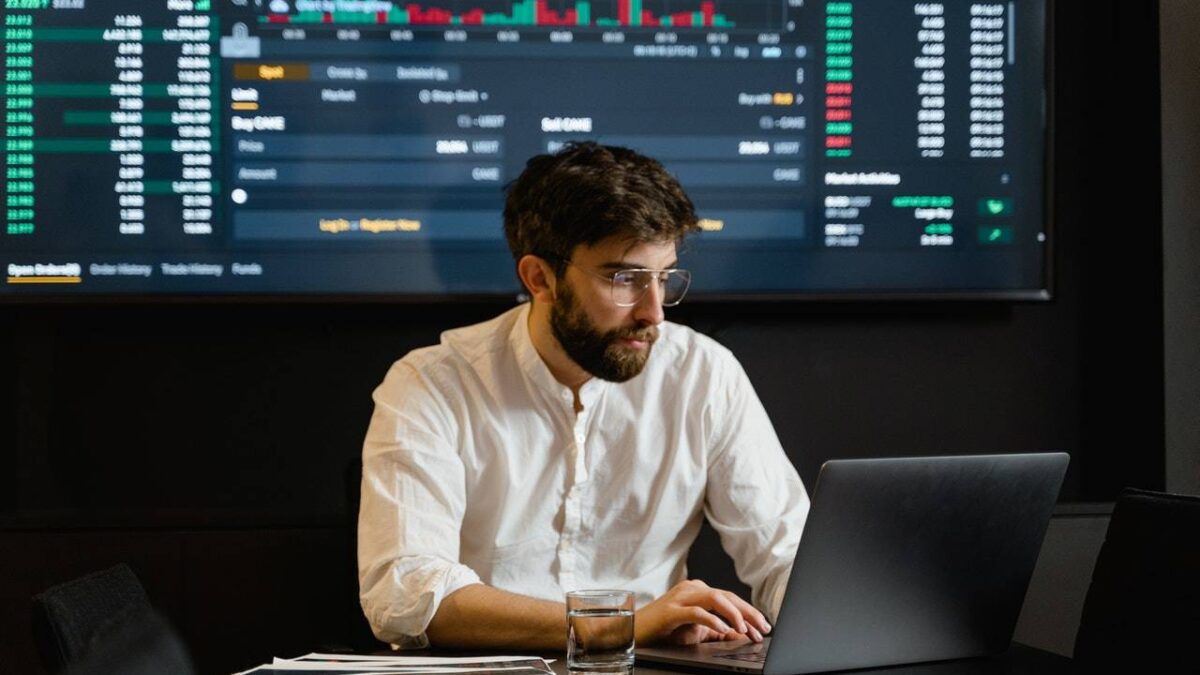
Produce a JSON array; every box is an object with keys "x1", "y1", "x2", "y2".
[{"x1": 358, "y1": 142, "x2": 810, "y2": 650}]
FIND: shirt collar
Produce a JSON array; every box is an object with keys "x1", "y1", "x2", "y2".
[{"x1": 509, "y1": 303, "x2": 610, "y2": 409}]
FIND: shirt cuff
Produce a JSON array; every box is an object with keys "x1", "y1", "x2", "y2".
[{"x1": 367, "y1": 561, "x2": 483, "y2": 648}]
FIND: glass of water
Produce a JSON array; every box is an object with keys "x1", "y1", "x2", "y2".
[{"x1": 566, "y1": 590, "x2": 635, "y2": 671}]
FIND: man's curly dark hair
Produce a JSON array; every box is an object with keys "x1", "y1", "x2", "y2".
[{"x1": 503, "y1": 142, "x2": 699, "y2": 278}]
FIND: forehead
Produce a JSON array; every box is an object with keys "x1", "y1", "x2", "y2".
[{"x1": 572, "y1": 237, "x2": 678, "y2": 268}]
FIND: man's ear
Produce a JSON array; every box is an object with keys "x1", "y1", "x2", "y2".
[{"x1": 517, "y1": 254, "x2": 557, "y2": 305}]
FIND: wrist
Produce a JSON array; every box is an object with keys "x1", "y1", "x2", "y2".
[{"x1": 633, "y1": 608, "x2": 653, "y2": 646}]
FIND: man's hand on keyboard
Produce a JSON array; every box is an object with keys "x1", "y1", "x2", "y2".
[{"x1": 634, "y1": 579, "x2": 772, "y2": 646}]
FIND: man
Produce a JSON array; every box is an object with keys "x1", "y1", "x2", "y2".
[{"x1": 358, "y1": 142, "x2": 809, "y2": 650}]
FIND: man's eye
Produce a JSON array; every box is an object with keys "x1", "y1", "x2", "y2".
[{"x1": 614, "y1": 272, "x2": 638, "y2": 286}]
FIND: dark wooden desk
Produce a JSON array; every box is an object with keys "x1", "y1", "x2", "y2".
[
  {"x1": 565, "y1": 645, "x2": 1073, "y2": 674},
  {"x1": 424, "y1": 643, "x2": 1075, "y2": 675}
]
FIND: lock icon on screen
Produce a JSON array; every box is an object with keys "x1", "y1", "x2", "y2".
[{"x1": 221, "y1": 22, "x2": 262, "y2": 59}]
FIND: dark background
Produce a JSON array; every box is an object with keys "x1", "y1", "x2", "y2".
[{"x1": 0, "y1": 1, "x2": 1166, "y2": 673}]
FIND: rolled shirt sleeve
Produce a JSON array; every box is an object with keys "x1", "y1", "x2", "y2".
[
  {"x1": 703, "y1": 357, "x2": 810, "y2": 623},
  {"x1": 357, "y1": 362, "x2": 483, "y2": 647}
]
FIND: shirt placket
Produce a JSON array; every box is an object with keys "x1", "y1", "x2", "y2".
[{"x1": 556, "y1": 390, "x2": 591, "y2": 591}]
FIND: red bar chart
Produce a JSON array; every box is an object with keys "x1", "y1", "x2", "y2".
[{"x1": 261, "y1": 0, "x2": 753, "y2": 28}]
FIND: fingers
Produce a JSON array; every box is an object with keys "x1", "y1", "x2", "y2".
[
  {"x1": 670, "y1": 623, "x2": 726, "y2": 646},
  {"x1": 650, "y1": 580, "x2": 771, "y2": 645},
  {"x1": 685, "y1": 605, "x2": 736, "y2": 635},
  {"x1": 720, "y1": 590, "x2": 771, "y2": 634},
  {"x1": 706, "y1": 592, "x2": 755, "y2": 636},
  {"x1": 693, "y1": 587, "x2": 769, "y2": 640}
]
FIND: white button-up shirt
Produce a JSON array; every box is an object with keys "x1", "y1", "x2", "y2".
[{"x1": 358, "y1": 304, "x2": 809, "y2": 646}]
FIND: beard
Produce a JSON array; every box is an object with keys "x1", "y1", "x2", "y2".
[{"x1": 549, "y1": 280, "x2": 659, "y2": 383}]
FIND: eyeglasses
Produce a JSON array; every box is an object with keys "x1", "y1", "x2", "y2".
[{"x1": 562, "y1": 260, "x2": 692, "y2": 307}]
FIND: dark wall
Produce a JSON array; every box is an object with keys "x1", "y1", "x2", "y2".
[
  {"x1": 1, "y1": 1, "x2": 1166, "y2": 673},
  {"x1": 1160, "y1": 0, "x2": 1200, "y2": 494}
]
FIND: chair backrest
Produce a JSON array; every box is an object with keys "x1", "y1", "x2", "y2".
[
  {"x1": 32, "y1": 563, "x2": 152, "y2": 671},
  {"x1": 1073, "y1": 488, "x2": 1200, "y2": 668},
  {"x1": 64, "y1": 605, "x2": 196, "y2": 675}
]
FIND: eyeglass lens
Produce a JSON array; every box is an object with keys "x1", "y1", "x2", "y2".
[{"x1": 611, "y1": 270, "x2": 691, "y2": 306}]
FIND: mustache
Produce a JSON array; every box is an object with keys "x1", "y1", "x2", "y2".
[{"x1": 614, "y1": 325, "x2": 659, "y2": 342}]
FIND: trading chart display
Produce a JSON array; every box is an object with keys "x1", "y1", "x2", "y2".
[{"x1": 1, "y1": 0, "x2": 1048, "y2": 298}]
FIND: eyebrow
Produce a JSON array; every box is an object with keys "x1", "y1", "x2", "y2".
[{"x1": 597, "y1": 260, "x2": 679, "y2": 271}]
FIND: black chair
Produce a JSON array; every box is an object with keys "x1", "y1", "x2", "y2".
[
  {"x1": 65, "y1": 605, "x2": 196, "y2": 675},
  {"x1": 32, "y1": 563, "x2": 153, "y2": 672},
  {"x1": 1073, "y1": 488, "x2": 1200, "y2": 670}
]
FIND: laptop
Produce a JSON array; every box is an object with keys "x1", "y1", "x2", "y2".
[{"x1": 636, "y1": 452, "x2": 1069, "y2": 674}]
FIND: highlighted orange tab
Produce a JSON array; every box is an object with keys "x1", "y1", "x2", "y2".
[{"x1": 233, "y1": 63, "x2": 310, "y2": 81}]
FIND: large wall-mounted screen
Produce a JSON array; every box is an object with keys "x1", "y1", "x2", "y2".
[{"x1": 1, "y1": 0, "x2": 1048, "y2": 299}]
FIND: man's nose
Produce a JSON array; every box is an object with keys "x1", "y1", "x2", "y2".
[{"x1": 632, "y1": 281, "x2": 665, "y2": 325}]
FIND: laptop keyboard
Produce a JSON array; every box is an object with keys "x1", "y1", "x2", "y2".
[{"x1": 715, "y1": 652, "x2": 767, "y2": 664}]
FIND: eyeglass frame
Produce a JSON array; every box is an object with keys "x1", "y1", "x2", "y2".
[{"x1": 547, "y1": 257, "x2": 693, "y2": 308}]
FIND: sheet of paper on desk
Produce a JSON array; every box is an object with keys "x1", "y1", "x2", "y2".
[
  {"x1": 291, "y1": 655, "x2": 554, "y2": 666},
  {"x1": 234, "y1": 654, "x2": 555, "y2": 675}
]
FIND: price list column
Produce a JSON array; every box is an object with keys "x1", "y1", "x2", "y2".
[
  {"x1": 4, "y1": 4, "x2": 38, "y2": 237},
  {"x1": 170, "y1": 5, "x2": 218, "y2": 237},
  {"x1": 913, "y1": 3, "x2": 946, "y2": 158},
  {"x1": 824, "y1": 1, "x2": 854, "y2": 158},
  {"x1": 968, "y1": 3, "x2": 1006, "y2": 158},
  {"x1": 2, "y1": 0, "x2": 217, "y2": 249}
]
